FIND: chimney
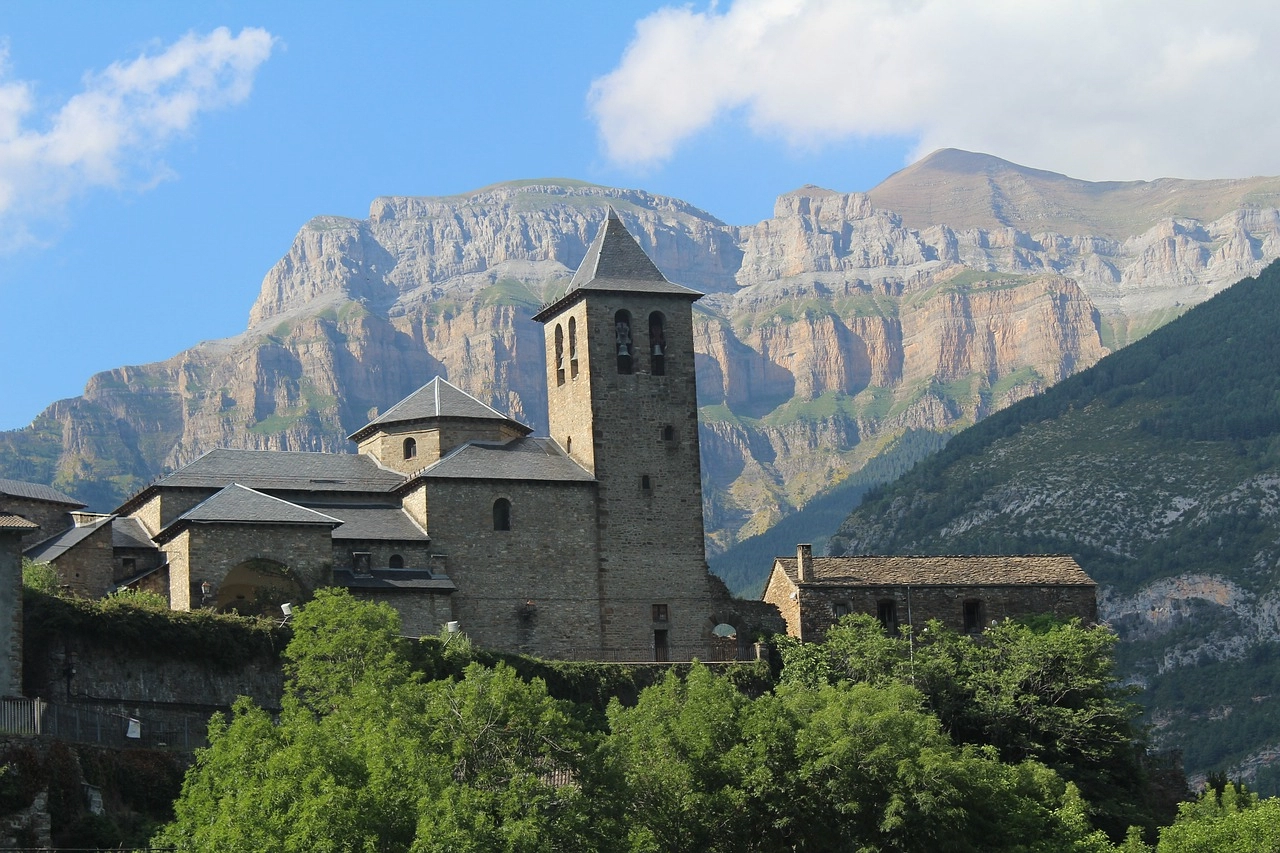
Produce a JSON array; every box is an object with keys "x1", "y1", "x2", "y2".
[{"x1": 796, "y1": 543, "x2": 812, "y2": 583}]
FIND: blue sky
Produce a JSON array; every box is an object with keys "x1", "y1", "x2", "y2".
[{"x1": 1, "y1": 1, "x2": 1276, "y2": 430}]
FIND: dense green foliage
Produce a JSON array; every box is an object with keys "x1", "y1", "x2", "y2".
[
  {"x1": 155, "y1": 590, "x2": 1192, "y2": 851},
  {"x1": 826, "y1": 260, "x2": 1280, "y2": 787},
  {"x1": 21, "y1": 586, "x2": 287, "y2": 675}
]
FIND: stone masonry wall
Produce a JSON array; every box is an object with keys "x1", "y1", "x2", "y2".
[
  {"x1": 352, "y1": 590, "x2": 454, "y2": 639},
  {"x1": 0, "y1": 531, "x2": 24, "y2": 696},
  {"x1": 52, "y1": 523, "x2": 115, "y2": 599},
  {"x1": 422, "y1": 478, "x2": 601, "y2": 658},
  {"x1": 331, "y1": 539, "x2": 433, "y2": 572},
  {"x1": 166, "y1": 523, "x2": 333, "y2": 611},
  {"x1": 795, "y1": 583, "x2": 1098, "y2": 643},
  {"x1": 0, "y1": 497, "x2": 74, "y2": 548}
]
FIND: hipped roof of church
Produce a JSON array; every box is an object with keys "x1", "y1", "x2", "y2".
[
  {"x1": 532, "y1": 208, "x2": 702, "y2": 323},
  {"x1": 349, "y1": 376, "x2": 529, "y2": 443}
]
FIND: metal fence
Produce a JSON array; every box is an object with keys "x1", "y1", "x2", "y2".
[{"x1": 0, "y1": 697, "x2": 210, "y2": 751}]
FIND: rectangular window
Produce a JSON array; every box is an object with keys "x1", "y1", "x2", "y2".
[
  {"x1": 121, "y1": 557, "x2": 136, "y2": 574},
  {"x1": 652, "y1": 603, "x2": 669, "y2": 623},
  {"x1": 832, "y1": 602, "x2": 850, "y2": 619},
  {"x1": 353, "y1": 552, "x2": 372, "y2": 575},
  {"x1": 877, "y1": 599, "x2": 899, "y2": 634},
  {"x1": 963, "y1": 600, "x2": 984, "y2": 633}
]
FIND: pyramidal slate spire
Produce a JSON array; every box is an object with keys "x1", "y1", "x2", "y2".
[
  {"x1": 534, "y1": 208, "x2": 700, "y2": 322},
  {"x1": 568, "y1": 207, "x2": 668, "y2": 289}
]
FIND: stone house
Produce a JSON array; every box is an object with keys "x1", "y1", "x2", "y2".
[
  {"x1": 763, "y1": 544, "x2": 1097, "y2": 643},
  {"x1": 0, "y1": 479, "x2": 83, "y2": 549},
  {"x1": 22, "y1": 211, "x2": 756, "y2": 661}
]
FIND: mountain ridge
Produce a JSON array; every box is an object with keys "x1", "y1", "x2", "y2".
[{"x1": 4, "y1": 150, "x2": 1280, "y2": 561}]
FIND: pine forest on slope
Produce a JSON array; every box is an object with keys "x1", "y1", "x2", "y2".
[
  {"x1": 830, "y1": 259, "x2": 1280, "y2": 790},
  {"x1": 3, "y1": 150, "x2": 1280, "y2": 574}
]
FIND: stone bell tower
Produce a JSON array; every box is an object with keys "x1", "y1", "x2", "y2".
[{"x1": 533, "y1": 210, "x2": 716, "y2": 660}]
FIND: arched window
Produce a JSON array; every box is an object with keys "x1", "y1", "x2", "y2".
[
  {"x1": 403, "y1": 437, "x2": 417, "y2": 460},
  {"x1": 388, "y1": 554, "x2": 404, "y2": 569},
  {"x1": 568, "y1": 317, "x2": 579, "y2": 378},
  {"x1": 493, "y1": 498, "x2": 512, "y2": 531},
  {"x1": 615, "y1": 310, "x2": 633, "y2": 374},
  {"x1": 648, "y1": 311, "x2": 666, "y2": 375},
  {"x1": 554, "y1": 324, "x2": 565, "y2": 386}
]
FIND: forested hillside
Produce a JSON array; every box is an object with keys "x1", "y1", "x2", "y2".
[{"x1": 830, "y1": 259, "x2": 1280, "y2": 789}]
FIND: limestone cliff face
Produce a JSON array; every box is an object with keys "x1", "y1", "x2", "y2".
[{"x1": 6, "y1": 155, "x2": 1280, "y2": 557}]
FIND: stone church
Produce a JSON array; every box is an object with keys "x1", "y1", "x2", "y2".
[{"x1": 25, "y1": 212, "x2": 749, "y2": 661}]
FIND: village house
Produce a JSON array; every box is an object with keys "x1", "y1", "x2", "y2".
[{"x1": 763, "y1": 544, "x2": 1097, "y2": 643}]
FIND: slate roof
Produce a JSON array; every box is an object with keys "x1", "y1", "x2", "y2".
[
  {"x1": 333, "y1": 568, "x2": 457, "y2": 593},
  {"x1": 349, "y1": 377, "x2": 530, "y2": 442},
  {"x1": 0, "y1": 478, "x2": 83, "y2": 507},
  {"x1": 112, "y1": 516, "x2": 157, "y2": 550},
  {"x1": 24, "y1": 516, "x2": 112, "y2": 562},
  {"x1": 150, "y1": 449, "x2": 406, "y2": 494},
  {"x1": 0, "y1": 514, "x2": 39, "y2": 532},
  {"x1": 175, "y1": 485, "x2": 343, "y2": 526},
  {"x1": 774, "y1": 555, "x2": 1095, "y2": 587},
  {"x1": 413, "y1": 437, "x2": 594, "y2": 483},
  {"x1": 304, "y1": 504, "x2": 430, "y2": 541},
  {"x1": 532, "y1": 210, "x2": 702, "y2": 322}
]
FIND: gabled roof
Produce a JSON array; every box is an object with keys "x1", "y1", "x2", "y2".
[
  {"x1": 0, "y1": 514, "x2": 39, "y2": 533},
  {"x1": 773, "y1": 555, "x2": 1095, "y2": 587},
  {"x1": 24, "y1": 516, "x2": 112, "y2": 562},
  {"x1": 0, "y1": 478, "x2": 83, "y2": 508},
  {"x1": 171, "y1": 484, "x2": 343, "y2": 528},
  {"x1": 412, "y1": 436, "x2": 594, "y2": 483},
  {"x1": 138, "y1": 449, "x2": 406, "y2": 497},
  {"x1": 532, "y1": 209, "x2": 702, "y2": 322},
  {"x1": 348, "y1": 377, "x2": 530, "y2": 442}
]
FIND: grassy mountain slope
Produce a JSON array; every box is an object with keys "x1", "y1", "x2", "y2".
[{"x1": 829, "y1": 258, "x2": 1280, "y2": 788}]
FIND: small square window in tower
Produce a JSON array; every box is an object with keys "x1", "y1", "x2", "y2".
[
  {"x1": 661, "y1": 425, "x2": 674, "y2": 442},
  {"x1": 652, "y1": 603, "x2": 669, "y2": 622},
  {"x1": 963, "y1": 599, "x2": 984, "y2": 633}
]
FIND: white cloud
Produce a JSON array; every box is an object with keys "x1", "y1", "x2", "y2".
[
  {"x1": 591, "y1": 0, "x2": 1280, "y2": 182},
  {"x1": 0, "y1": 27, "x2": 275, "y2": 247}
]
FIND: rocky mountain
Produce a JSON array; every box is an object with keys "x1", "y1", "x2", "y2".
[
  {"x1": 828, "y1": 259, "x2": 1280, "y2": 789},
  {"x1": 4, "y1": 151, "x2": 1280, "y2": 561}
]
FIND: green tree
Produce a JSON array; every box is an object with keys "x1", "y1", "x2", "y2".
[
  {"x1": 1155, "y1": 787, "x2": 1280, "y2": 852},
  {"x1": 21, "y1": 558, "x2": 60, "y2": 594}
]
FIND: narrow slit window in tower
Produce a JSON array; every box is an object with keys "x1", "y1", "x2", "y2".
[{"x1": 568, "y1": 317, "x2": 579, "y2": 378}]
